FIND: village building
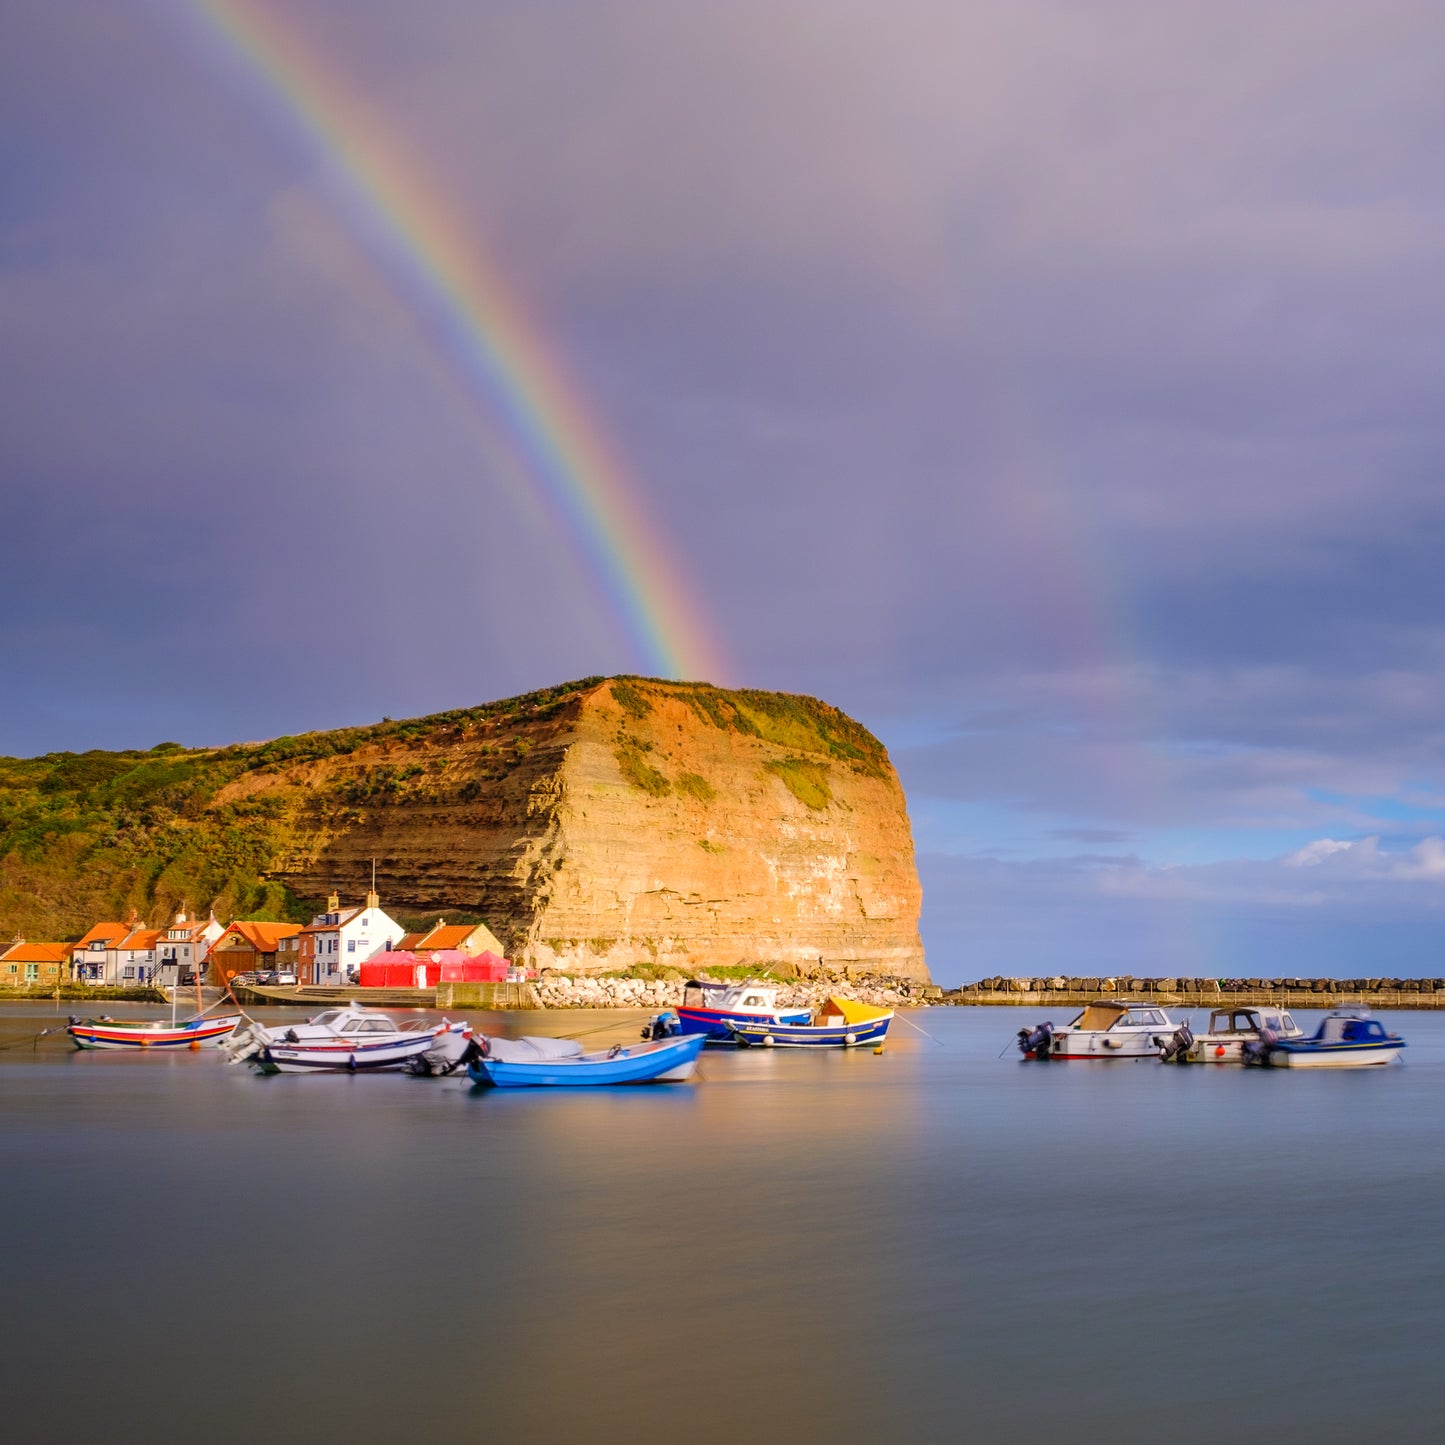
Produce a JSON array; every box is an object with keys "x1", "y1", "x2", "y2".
[
  {"x1": 155, "y1": 908, "x2": 224, "y2": 986},
  {"x1": 298, "y1": 889, "x2": 405, "y2": 985},
  {"x1": 109, "y1": 927, "x2": 163, "y2": 985},
  {"x1": 1, "y1": 938, "x2": 68, "y2": 988},
  {"x1": 396, "y1": 918, "x2": 506, "y2": 959},
  {"x1": 208, "y1": 921, "x2": 303, "y2": 987},
  {"x1": 71, "y1": 921, "x2": 129, "y2": 983}
]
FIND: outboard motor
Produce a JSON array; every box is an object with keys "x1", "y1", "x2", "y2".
[
  {"x1": 641, "y1": 1010, "x2": 681, "y2": 1041},
  {"x1": 1018, "y1": 1022, "x2": 1054, "y2": 1059},
  {"x1": 1241, "y1": 1026, "x2": 1276, "y2": 1067},
  {"x1": 1156, "y1": 1022, "x2": 1194, "y2": 1063}
]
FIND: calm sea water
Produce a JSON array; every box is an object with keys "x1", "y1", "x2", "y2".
[{"x1": 2, "y1": 1000, "x2": 1443, "y2": 1444}]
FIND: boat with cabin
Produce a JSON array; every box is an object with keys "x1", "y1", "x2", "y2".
[
  {"x1": 675, "y1": 979, "x2": 811, "y2": 1043},
  {"x1": 222, "y1": 1006, "x2": 456, "y2": 1073},
  {"x1": 1017, "y1": 999, "x2": 1184, "y2": 1061},
  {"x1": 1246, "y1": 1009, "x2": 1405, "y2": 1068},
  {"x1": 723, "y1": 995, "x2": 893, "y2": 1049},
  {"x1": 1170, "y1": 1006, "x2": 1304, "y2": 1064}
]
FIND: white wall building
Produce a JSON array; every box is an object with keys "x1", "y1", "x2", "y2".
[
  {"x1": 155, "y1": 910, "x2": 225, "y2": 986},
  {"x1": 301, "y1": 890, "x2": 404, "y2": 985},
  {"x1": 108, "y1": 928, "x2": 162, "y2": 985}
]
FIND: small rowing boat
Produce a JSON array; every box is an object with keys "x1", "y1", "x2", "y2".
[
  {"x1": 466, "y1": 1030, "x2": 704, "y2": 1087},
  {"x1": 67, "y1": 1014, "x2": 242, "y2": 1050},
  {"x1": 724, "y1": 995, "x2": 893, "y2": 1049}
]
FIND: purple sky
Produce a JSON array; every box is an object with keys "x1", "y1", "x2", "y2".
[{"x1": 6, "y1": 1, "x2": 1445, "y2": 981}]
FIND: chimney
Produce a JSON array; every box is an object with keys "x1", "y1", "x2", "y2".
[{"x1": 365, "y1": 858, "x2": 378, "y2": 911}]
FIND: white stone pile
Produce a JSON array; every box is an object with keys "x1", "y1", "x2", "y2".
[{"x1": 533, "y1": 974, "x2": 920, "y2": 1011}]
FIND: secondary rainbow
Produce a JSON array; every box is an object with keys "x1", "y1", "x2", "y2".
[{"x1": 174, "y1": 0, "x2": 725, "y2": 683}]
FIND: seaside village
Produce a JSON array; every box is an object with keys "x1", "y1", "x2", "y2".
[{"x1": 1, "y1": 889, "x2": 517, "y2": 992}]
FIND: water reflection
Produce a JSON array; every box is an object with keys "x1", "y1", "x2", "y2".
[{"x1": 1, "y1": 1004, "x2": 1443, "y2": 1444}]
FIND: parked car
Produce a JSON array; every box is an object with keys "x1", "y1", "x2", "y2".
[
  {"x1": 258, "y1": 970, "x2": 299, "y2": 986},
  {"x1": 229, "y1": 971, "x2": 260, "y2": 987}
]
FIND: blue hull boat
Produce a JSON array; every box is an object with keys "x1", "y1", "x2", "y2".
[
  {"x1": 467, "y1": 1031, "x2": 705, "y2": 1087},
  {"x1": 675, "y1": 979, "x2": 810, "y2": 1042},
  {"x1": 1248, "y1": 1009, "x2": 1406, "y2": 1068},
  {"x1": 725, "y1": 996, "x2": 893, "y2": 1049}
]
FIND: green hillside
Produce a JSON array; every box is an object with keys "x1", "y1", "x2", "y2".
[{"x1": 0, "y1": 677, "x2": 887, "y2": 940}]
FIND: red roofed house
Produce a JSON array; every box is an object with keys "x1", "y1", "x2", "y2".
[
  {"x1": 208, "y1": 921, "x2": 303, "y2": 987},
  {"x1": 72, "y1": 921, "x2": 130, "y2": 984},
  {"x1": 395, "y1": 918, "x2": 505, "y2": 960},
  {"x1": 1, "y1": 938, "x2": 68, "y2": 989}
]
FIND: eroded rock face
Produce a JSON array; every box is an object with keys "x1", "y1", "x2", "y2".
[{"x1": 253, "y1": 679, "x2": 927, "y2": 980}]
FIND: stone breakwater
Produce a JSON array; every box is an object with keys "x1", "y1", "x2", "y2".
[
  {"x1": 947, "y1": 975, "x2": 1445, "y2": 1008},
  {"x1": 534, "y1": 972, "x2": 940, "y2": 1011}
]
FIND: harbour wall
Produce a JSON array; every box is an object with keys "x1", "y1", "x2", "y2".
[{"x1": 946, "y1": 976, "x2": 1445, "y2": 1009}]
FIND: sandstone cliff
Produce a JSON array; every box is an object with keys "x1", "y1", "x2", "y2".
[{"x1": 0, "y1": 679, "x2": 927, "y2": 980}]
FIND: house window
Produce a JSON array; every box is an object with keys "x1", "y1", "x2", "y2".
[
  {"x1": 123, "y1": 967, "x2": 135, "y2": 979},
  {"x1": 25, "y1": 964, "x2": 38, "y2": 981},
  {"x1": 347, "y1": 939, "x2": 356, "y2": 953},
  {"x1": 6, "y1": 964, "x2": 15, "y2": 975}
]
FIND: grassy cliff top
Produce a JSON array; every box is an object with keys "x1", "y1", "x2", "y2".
[{"x1": 0, "y1": 678, "x2": 889, "y2": 938}]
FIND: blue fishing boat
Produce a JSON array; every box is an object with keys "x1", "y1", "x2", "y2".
[
  {"x1": 725, "y1": 996, "x2": 893, "y2": 1049},
  {"x1": 673, "y1": 979, "x2": 811, "y2": 1042},
  {"x1": 1246, "y1": 1009, "x2": 1406, "y2": 1068},
  {"x1": 466, "y1": 1031, "x2": 705, "y2": 1087}
]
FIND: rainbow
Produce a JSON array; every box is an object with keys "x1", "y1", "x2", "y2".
[{"x1": 170, "y1": 0, "x2": 725, "y2": 683}]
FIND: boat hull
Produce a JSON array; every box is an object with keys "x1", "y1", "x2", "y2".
[
  {"x1": 258, "y1": 1029, "x2": 445, "y2": 1073},
  {"x1": 675, "y1": 1005, "x2": 811, "y2": 1042},
  {"x1": 726, "y1": 1014, "x2": 892, "y2": 1048},
  {"x1": 467, "y1": 1032, "x2": 704, "y2": 1087},
  {"x1": 1036, "y1": 1032, "x2": 1163, "y2": 1060},
  {"x1": 69, "y1": 1017, "x2": 242, "y2": 1051},
  {"x1": 1264, "y1": 1043, "x2": 1403, "y2": 1068}
]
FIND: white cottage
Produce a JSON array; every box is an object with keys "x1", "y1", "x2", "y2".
[
  {"x1": 155, "y1": 909, "x2": 225, "y2": 986},
  {"x1": 299, "y1": 890, "x2": 404, "y2": 985}
]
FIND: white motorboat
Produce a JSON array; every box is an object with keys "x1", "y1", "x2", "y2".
[
  {"x1": 1248, "y1": 1009, "x2": 1406, "y2": 1068},
  {"x1": 1172, "y1": 1006, "x2": 1303, "y2": 1064},
  {"x1": 1017, "y1": 999, "x2": 1185, "y2": 1061},
  {"x1": 222, "y1": 1006, "x2": 457, "y2": 1073}
]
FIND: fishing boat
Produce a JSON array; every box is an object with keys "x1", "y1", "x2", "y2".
[
  {"x1": 1017, "y1": 999, "x2": 1184, "y2": 1061},
  {"x1": 465, "y1": 1030, "x2": 704, "y2": 1087},
  {"x1": 1246, "y1": 1009, "x2": 1406, "y2": 1068},
  {"x1": 222, "y1": 1006, "x2": 454, "y2": 1073},
  {"x1": 1169, "y1": 1006, "x2": 1304, "y2": 1064},
  {"x1": 67, "y1": 1013, "x2": 242, "y2": 1050},
  {"x1": 674, "y1": 979, "x2": 811, "y2": 1042},
  {"x1": 724, "y1": 995, "x2": 893, "y2": 1049}
]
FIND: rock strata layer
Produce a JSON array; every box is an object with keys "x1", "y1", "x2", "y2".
[
  {"x1": 1, "y1": 678, "x2": 928, "y2": 981},
  {"x1": 262, "y1": 678, "x2": 927, "y2": 979}
]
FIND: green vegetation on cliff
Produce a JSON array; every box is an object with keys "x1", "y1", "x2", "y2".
[{"x1": 0, "y1": 676, "x2": 892, "y2": 940}]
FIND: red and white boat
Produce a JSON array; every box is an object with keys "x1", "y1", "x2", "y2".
[
  {"x1": 1017, "y1": 999, "x2": 1186, "y2": 1061},
  {"x1": 68, "y1": 1014, "x2": 242, "y2": 1050}
]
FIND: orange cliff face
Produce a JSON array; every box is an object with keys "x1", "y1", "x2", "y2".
[{"x1": 219, "y1": 679, "x2": 928, "y2": 980}]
